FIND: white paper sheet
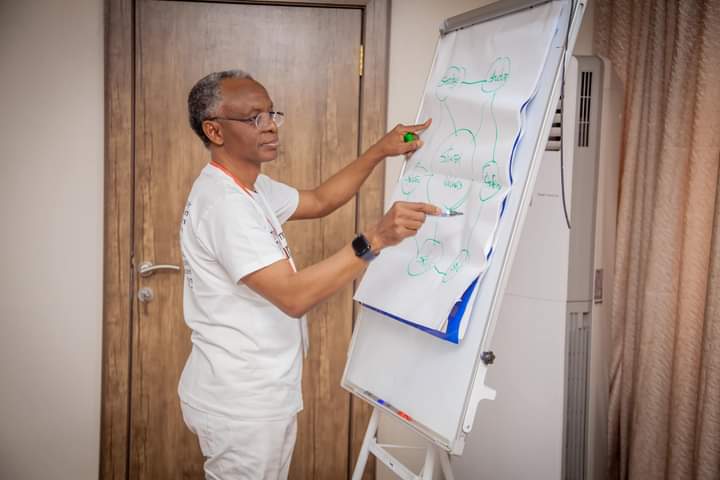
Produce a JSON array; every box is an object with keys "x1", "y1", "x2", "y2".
[{"x1": 355, "y1": 2, "x2": 563, "y2": 333}]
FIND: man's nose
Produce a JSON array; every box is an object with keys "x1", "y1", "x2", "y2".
[{"x1": 264, "y1": 120, "x2": 278, "y2": 133}]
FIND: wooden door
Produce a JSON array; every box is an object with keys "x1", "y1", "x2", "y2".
[{"x1": 128, "y1": 1, "x2": 362, "y2": 478}]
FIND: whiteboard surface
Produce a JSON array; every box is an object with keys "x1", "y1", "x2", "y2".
[{"x1": 343, "y1": 0, "x2": 582, "y2": 454}]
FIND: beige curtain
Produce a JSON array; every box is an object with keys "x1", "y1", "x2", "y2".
[{"x1": 595, "y1": 0, "x2": 720, "y2": 478}]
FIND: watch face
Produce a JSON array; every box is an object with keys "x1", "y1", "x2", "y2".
[{"x1": 352, "y1": 234, "x2": 371, "y2": 257}]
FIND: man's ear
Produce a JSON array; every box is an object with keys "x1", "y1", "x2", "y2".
[{"x1": 203, "y1": 120, "x2": 224, "y2": 147}]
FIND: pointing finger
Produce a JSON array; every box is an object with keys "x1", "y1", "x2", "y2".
[
  {"x1": 405, "y1": 202, "x2": 441, "y2": 216},
  {"x1": 407, "y1": 118, "x2": 432, "y2": 132}
]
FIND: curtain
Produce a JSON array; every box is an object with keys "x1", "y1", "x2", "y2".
[{"x1": 595, "y1": 0, "x2": 720, "y2": 478}]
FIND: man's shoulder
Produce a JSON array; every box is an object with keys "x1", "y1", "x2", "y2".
[
  {"x1": 189, "y1": 167, "x2": 255, "y2": 219},
  {"x1": 254, "y1": 173, "x2": 278, "y2": 191},
  {"x1": 255, "y1": 174, "x2": 297, "y2": 199},
  {"x1": 191, "y1": 166, "x2": 240, "y2": 199}
]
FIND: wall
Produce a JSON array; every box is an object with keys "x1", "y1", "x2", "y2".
[
  {"x1": 381, "y1": 1, "x2": 599, "y2": 479},
  {"x1": 0, "y1": 1, "x2": 104, "y2": 479}
]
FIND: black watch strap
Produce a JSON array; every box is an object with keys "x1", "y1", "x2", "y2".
[{"x1": 352, "y1": 234, "x2": 377, "y2": 262}]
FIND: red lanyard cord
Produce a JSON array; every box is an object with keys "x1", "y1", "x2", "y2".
[
  {"x1": 209, "y1": 160, "x2": 255, "y2": 195},
  {"x1": 208, "y1": 161, "x2": 291, "y2": 260}
]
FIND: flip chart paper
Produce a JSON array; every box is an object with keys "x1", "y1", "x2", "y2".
[{"x1": 355, "y1": 2, "x2": 563, "y2": 334}]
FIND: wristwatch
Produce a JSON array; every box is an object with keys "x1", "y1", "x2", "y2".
[{"x1": 352, "y1": 233, "x2": 377, "y2": 262}]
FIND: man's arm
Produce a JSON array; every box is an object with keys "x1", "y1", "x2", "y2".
[
  {"x1": 243, "y1": 201, "x2": 439, "y2": 318},
  {"x1": 290, "y1": 120, "x2": 431, "y2": 220}
]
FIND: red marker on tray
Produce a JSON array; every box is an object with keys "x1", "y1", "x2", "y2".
[{"x1": 397, "y1": 411, "x2": 413, "y2": 422}]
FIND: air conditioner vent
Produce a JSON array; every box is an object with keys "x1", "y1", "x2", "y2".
[
  {"x1": 563, "y1": 309, "x2": 592, "y2": 480},
  {"x1": 577, "y1": 71, "x2": 593, "y2": 147},
  {"x1": 546, "y1": 101, "x2": 563, "y2": 151}
]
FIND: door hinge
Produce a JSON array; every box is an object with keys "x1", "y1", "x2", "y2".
[{"x1": 359, "y1": 44, "x2": 364, "y2": 77}]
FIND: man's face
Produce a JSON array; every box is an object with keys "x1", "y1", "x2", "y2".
[{"x1": 210, "y1": 78, "x2": 279, "y2": 164}]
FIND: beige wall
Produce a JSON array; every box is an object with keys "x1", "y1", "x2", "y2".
[{"x1": 0, "y1": 1, "x2": 104, "y2": 479}]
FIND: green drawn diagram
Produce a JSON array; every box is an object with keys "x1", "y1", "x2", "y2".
[{"x1": 401, "y1": 57, "x2": 512, "y2": 283}]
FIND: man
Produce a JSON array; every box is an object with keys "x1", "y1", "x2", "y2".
[{"x1": 179, "y1": 69, "x2": 437, "y2": 479}]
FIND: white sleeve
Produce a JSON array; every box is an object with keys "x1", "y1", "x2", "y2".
[
  {"x1": 255, "y1": 174, "x2": 299, "y2": 224},
  {"x1": 199, "y1": 191, "x2": 286, "y2": 283}
]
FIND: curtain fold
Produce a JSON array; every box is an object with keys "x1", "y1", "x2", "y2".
[{"x1": 595, "y1": 0, "x2": 720, "y2": 478}]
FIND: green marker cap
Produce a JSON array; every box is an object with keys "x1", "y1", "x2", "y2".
[{"x1": 403, "y1": 132, "x2": 417, "y2": 143}]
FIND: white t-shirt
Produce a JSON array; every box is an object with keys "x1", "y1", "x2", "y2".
[{"x1": 178, "y1": 163, "x2": 303, "y2": 420}]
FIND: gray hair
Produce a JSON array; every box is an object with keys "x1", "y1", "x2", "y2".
[{"x1": 188, "y1": 69, "x2": 253, "y2": 147}]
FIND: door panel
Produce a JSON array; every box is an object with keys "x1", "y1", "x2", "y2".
[{"x1": 132, "y1": 1, "x2": 361, "y2": 478}]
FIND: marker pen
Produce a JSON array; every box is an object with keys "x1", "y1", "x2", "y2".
[
  {"x1": 363, "y1": 391, "x2": 413, "y2": 422},
  {"x1": 436, "y1": 208, "x2": 464, "y2": 217},
  {"x1": 403, "y1": 132, "x2": 417, "y2": 143}
]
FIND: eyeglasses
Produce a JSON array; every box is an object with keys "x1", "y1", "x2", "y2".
[{"x1": 208, "y1": 111, "x2": 285, "y2": 129}]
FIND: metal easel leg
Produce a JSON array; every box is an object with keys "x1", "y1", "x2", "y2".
[
  {"x1": 419, "y1": 444, "x2": 456, "y2": 480},
  {"x1": 351, "y1": 409, "x2": 380, "y2": 480},
  {"x1": 437, "y1": 446, "x2": 455, "y2": 480},
  {"x1": 419, "y1": 445, "x2": 436, "y2": 480},
  {"x1": 351, "y1": 407, "x2": 455, "y2": 480}
]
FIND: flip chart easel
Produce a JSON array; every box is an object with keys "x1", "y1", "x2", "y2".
[{"x1": 343, "y1": 0, "x2": 586, "y2": 478}]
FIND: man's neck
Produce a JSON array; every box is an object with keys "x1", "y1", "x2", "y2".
[{"x1": 210, "y1": 150, "x2": 260, "y2": 190}]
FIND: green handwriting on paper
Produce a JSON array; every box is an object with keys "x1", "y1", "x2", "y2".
[
  {"x1": 439, "y1": 147, "x2": 462, "y2": 164},
  {"x1": 479, "y1": 161, "x2": 502, "y2": 202},
  {"x1": 443, "y1": 178, "x2": 464, "y2": 190},
  {"x1": 404, "y1": 57, "x2": 513, "y2": 282}
]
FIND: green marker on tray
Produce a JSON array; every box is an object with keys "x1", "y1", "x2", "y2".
[{"x1": 403, "y1": 132, "x2": 417, "y2": 143}]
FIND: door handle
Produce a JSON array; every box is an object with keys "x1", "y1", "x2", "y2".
[{"x1": 138, "y1": 261, "x2": 181, "y2": 278}]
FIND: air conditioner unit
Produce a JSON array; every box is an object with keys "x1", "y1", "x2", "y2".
[{"x1": 451, "y1": 55, "x2": 622, "y2": 480}]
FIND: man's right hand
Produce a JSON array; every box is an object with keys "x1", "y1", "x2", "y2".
[
  {"x1": 364, "y1": 201, "x2": 441, "y2": 254},
  {"x1": 242, "y1": 200, "x2": 440, "y2": 318}
]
